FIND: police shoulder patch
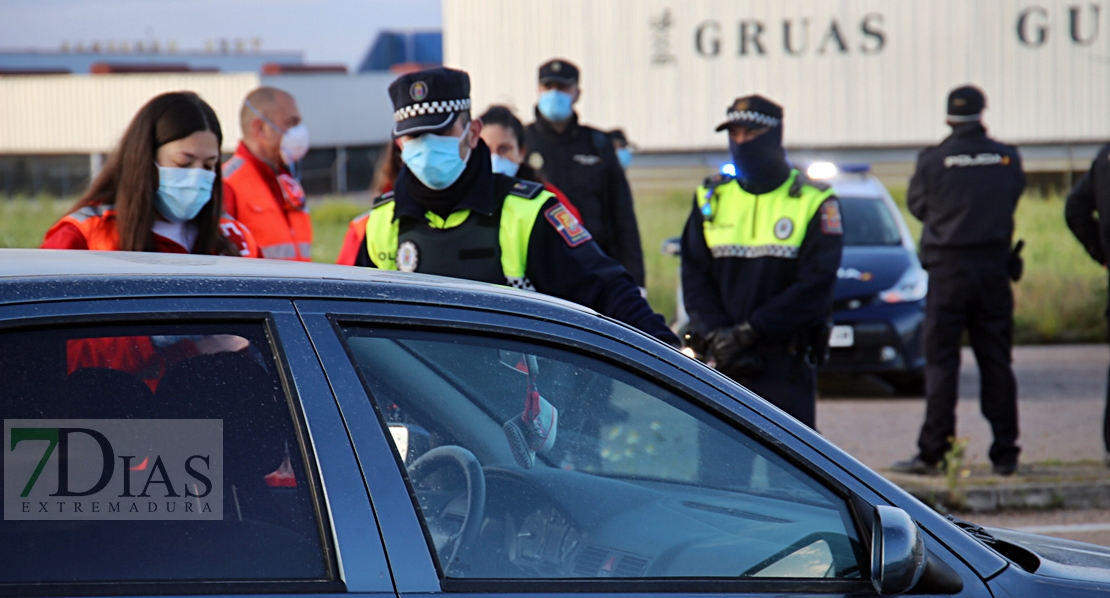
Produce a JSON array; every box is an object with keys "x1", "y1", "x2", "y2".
[
  {"x1": 544, "y1": 203, "x2": 592, "y2": 247},
  {"x1": 820, "y1": 199, "x2": 844, "y2": 235},
  {"x1": 508, "y1": 179, "x2": 544, "y2": 199},
  {"x1": 372, "y1": 190, "x2": 395, "y2": 207},
  {"x1": 222, "y1": 156, "x2": 245, "y2": 179}
]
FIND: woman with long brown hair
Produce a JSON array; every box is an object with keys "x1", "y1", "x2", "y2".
[{"x1": 42, "y1": 91, "x2": 258, "y2": 256}]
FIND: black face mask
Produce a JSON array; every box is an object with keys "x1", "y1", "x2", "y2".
[{"x1": 728, "y1": 125, "x2": 792, "y2": 195}]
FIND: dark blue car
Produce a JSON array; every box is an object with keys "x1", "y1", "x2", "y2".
[
  {"x1": 821, "y1": 166, "x2": 926, "y2": 392},
  {"x1": 1, "y1": 249, "x2": 1106, "y2": 596}
]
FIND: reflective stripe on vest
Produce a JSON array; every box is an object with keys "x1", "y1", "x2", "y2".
[
  {"x1": 364, "y1": 190, "x2": 554, "y2": 285},
  {"x1": 259, "y1": 243, "x2": 298, "y2": 259},
  {"x1": 696, "y1": 170, "x2": 832, "y2": 259}
]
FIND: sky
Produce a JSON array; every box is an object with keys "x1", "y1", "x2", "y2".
[{"x1": 0, "y1": 0, "x2": 443, "y2": 69}]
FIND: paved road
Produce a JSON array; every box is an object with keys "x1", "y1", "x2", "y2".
[{"x1": 817, "y1": 345, "x2": 1109, "y2": 470}]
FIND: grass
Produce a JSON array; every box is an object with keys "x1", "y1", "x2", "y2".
[{"x1": 4, "y1": 186, "x2": 1106, "y2": 344}]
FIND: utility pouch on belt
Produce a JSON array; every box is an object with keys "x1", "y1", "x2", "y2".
[{"x1": 1009, "y1": 239, "x2": 1025, "y2": 282}]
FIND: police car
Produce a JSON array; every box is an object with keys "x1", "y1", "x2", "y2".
[
  {"x1": 3, "y1": 249, "x2": 1107, "y2": 596},
  {"x1": 665, "y1": 162, "x2": 926, "y2": 393}
]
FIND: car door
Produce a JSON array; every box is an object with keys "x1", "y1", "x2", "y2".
[
  {"x1": 0, "y1": 296, "x2": 394, "y2": 598},
  {"x1": 297, "y1": 298, "x2": 996, "y2": 598}
]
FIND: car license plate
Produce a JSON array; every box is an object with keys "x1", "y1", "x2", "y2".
[{"x1": 829, "y1": 325, "x2": 854, "y2": 348}]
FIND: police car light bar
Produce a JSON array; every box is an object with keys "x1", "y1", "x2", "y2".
[{"x1": 806, "y1": 161, "x2": 838, "y2": 179}]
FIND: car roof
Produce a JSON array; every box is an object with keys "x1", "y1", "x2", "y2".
[
  {"x1": 828, "y1": 174, "x2": 886, "y2": 199},
  {"x1": 0, "y1": 249, "x2": 597, "y2": 317}
]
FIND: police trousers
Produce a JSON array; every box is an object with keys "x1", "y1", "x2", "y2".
[
  {"x1": 731, "y1": 348, "x2": 817, "y2": 429},
  {"x1": 918, "y1": 252, "x2": 1019, "y2": 466}
]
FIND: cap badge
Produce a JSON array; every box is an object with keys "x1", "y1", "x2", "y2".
[
  {"x1": 954, "y1": 98, "x2": 966, "y2": 106},
  {"x1": 528, "y1": 152, "x2": 545, "y2": 170},
  {"x1": 397, "y1": 241, "x2": 419, "y2": 272},
  {"x1": 409, "y1": 81, "x2": 428, "y2": 102},
  {"x1": 552, "y1": 62, "x2": 562, "y2": 72},
  {"x1": 735, "y1": 98, "x2": 749, "y2": 111}
]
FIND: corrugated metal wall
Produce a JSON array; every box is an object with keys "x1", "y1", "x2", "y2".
[
  {"x1": 0, "y1": 73, "x2": 397, "y2": 154},
  {"x1": 444, "y1": 0, "x2": 1109, "y2": 152},
  {"x1": 0, "y1": 73, "x2": 260, "y2": 153}
]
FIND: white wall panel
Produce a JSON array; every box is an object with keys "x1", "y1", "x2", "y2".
[{"x1": 444, "y1": 0, "x2": 1110, "y2": 152}]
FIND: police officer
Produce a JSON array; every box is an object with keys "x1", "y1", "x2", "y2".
[
  {"x1": 523, "y1": 59, "x2": 647, "y2": 289},
  {"x1": 681, "y1": 95, "x2": 844, "y2": 429},
  {"x1": 1064, "y1": 140, "x2": 1110, "y2": 466},
  {"x1": 352, "y1": 67, "x2": 678, "y2": 345},
  {"x1": 893, "y1": 86, "x2": 1026, "y2": 476}
]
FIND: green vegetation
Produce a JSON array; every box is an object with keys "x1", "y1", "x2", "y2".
[{"x1": 3, "y1": 185, "x2": 1105, "y2": 344}]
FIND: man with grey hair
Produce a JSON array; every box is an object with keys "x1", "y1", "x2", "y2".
[{"x1": 222, "y1": 86, "x2": 313, "y2": 261}]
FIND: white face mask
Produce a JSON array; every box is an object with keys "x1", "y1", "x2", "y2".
[
  {"x1": 279, "y1": 124, "x2": 310, "y2": 166},
  {"x1": 244, "y1": 99, "x2": 309, "y2": 166}
]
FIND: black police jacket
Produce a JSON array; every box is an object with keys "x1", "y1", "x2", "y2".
[
  {"x1": 1065, "y1": 143, "x2": 1110, "y2": 267},
  {"x1": 524, "y1": 110, "x2": 646, "y2": 286},
  {"x1": 680, "y1": 177, "x2": 844, "y2": 343},
  {"x1": 353, "y1": 156, "x2": 677, "y2": 345},
  {"x1": 907, "y1": 123, "x2": 1025, "y2": 266}
]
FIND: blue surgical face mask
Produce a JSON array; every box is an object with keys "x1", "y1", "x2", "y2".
[
  {"x1": 490, "y1": 153, "x2": 520, "y2": 177},
  {"x1": 617, "y1": 147, "x2": 633, "y2": 169},
  {"x1": 400, "y1": 124, "x2": 471, "y2": 190},
  {"x1": 538, "y1": 89, "x2": 574, "y2": 123},
  {"x1": 155, "y1": 165, "x2": 215, "y2": 223}
]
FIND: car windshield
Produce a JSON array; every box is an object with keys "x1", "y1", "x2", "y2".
[{"x1": 838, "y1": 196, "x2": 902, "y2": 247}]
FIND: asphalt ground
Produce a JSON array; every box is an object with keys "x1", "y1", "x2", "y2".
[
  {"x1": 816, "y1": 344, "x2": 1110, "y2": 545},
  {"x1": 817, "y1": 344, "x2": 1109, "y2": 469}
]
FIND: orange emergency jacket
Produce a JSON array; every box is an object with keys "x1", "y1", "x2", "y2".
[
  {"x1": 42, "y1": 204, "x2": 260, "y2": 257},
  {"x1": 222, "y1": 142, "x2": 313, "y2": 261}
]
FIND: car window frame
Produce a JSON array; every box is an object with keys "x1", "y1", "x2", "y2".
[
  {"x1": 0, "y1": 297, "x2": 371, "y2": 597},
  {"x1": 299, "y1": 300, "x2": 882, "y2": 595}
]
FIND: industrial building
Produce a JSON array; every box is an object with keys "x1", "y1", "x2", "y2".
[{"x1": 443, "y1": 0, "x2": 1108, "y2": 189}]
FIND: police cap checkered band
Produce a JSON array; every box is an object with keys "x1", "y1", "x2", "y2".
[
  {"x1": 393, "y1": 99, "x2": 472, "y2": 122},
  {"x1": 715, "y1": 94, "x2": 784, "y2": 131},
  {"x1": 388, "y1": 66, "x2": 472, "y2": 137}
]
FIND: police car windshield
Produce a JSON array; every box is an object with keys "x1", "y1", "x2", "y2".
[{"x1": 838, "y1": 197, "x2": 902, "y2": 247}]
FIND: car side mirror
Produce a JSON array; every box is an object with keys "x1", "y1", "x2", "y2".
[{"x1": 871, "y1": 505, "x2": 926, "y2": 595}]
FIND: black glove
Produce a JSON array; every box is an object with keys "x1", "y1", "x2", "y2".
[
  {"x1": 706, "y1": 323, "x2": 758, "y2": 369},
  {"x1": 1009, "y1": 239, "x2": 1024, "y2": 282}
]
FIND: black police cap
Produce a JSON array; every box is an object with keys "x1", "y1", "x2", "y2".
[
  {"x1": 947, "y1": 85, "x2": 986, "y2": 122},
  {"x1": 388, "y1": 66, "x2": 472, "y2": 138},
  {"x1": 538, "y1": 59, "x2": 579, "y2": 86},
  {"x1": 715, "y1": 95, "x2": 783, "y2": 132}
]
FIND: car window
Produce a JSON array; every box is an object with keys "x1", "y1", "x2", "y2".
[
  {"x1": 1, "y1": 322, "x2": 329, "y2": 586},
  {"x1": 341, "y1": 327, "x2": 864, "y2": 581},
  {"x1": 839, "y1": 196, "x2": 902, "y2": 247}
]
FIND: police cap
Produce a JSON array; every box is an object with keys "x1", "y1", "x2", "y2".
[
  {"x1": 715, "y1": 95, "x2": 783, "y2": 132},
  {"x1": 947, "y1": 85, "x2": 986, "y2": 122},
  {"x1": 388, "y1": 66, "x2": 472, "y2": 138},
  {"x1": 538, "y1": 59, "x2": 579, "y2": 86}
]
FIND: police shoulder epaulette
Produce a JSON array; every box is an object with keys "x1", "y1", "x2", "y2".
[
  {"x1": 222, "y1": 156, "x2": 245, "y2": 179},
  {"x1": 372, "y1": 190, "x2": 395, "y2": 207},
  {"x1": 701, "y1": 173, "x2": 733, "y2": 192},
  {"x1": 508, "y1": 179, "x2": 544, "y2": 199},
  {"x1": 789, "y1": 172, "x2": 830, "y2": 198}
]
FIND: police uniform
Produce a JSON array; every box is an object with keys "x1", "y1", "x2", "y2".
[
  {"x1": 523, "y1": 59, "x2": 646, "y2": 287},
  {"x1": 354, "y1": 67, "x2": 677, "y2": 345},
  {"x1": 1066, "y1": 143, "x2": 1110, "y2": 462},
  {"x1": 897, "y1": 86, "x2": 1026, "y2": 475},
  {"x1": 681, "y1": 96, "x2": 844, "y2": 428}
]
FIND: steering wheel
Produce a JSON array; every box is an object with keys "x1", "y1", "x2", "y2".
[{"x1": 407, "y1": 445, "x2": 486, "y2": 572}]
